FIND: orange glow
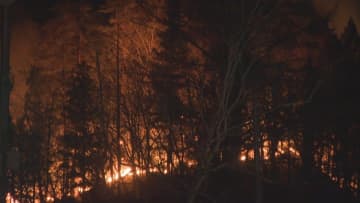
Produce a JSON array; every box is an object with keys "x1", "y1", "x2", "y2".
[
  {"x1": 122, "y1": 167, "x2": 132, "y2": 177},
  {"x1": 187, "y1": 160, "x2": 197, "y2": 167},
  {"x1": 7, "y1": 186, "x2": 57, "y2": 203},
  {"x1": 18, "y1": 125, "x2": 197, "y2": 200},
  {"x1": 46, "y1": 196, "x2": 55, "y2": 202},
  {"x1": 105, "y1": 165, "x2": 137, "y2": 184},
  {"x1": 350, "y1": 175, "x2": 359, "y2": 190},
  {"x1": 6, "y1": 193, "x2": 19, "y2": 203},
  {"x1": 276, "y1": 140, "x2": 300, "y2": 157},
  {"x1": 74, "y1": 186, "x2": 91, "y2": 198},
  {"x1": 248, "y1": 150, "x2": 255, "y2": 159},
  {"x1": 239, "y1": 139, "x2": 301, "y2": 162}
]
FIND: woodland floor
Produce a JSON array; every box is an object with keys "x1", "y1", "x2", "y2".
[{"x1": 57, "y1": 166, "x2": 357, "y2": 203}]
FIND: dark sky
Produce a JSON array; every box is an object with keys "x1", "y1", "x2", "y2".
[
  {"x1": 11, "y1": 0, "x2": 360, "y2": 35},
  {"x1": 7, "y1": 0, "x2": 360, "y2": 120},
  {"x1": 12, "y1": 0, "x2": 103, "y2": 23}
]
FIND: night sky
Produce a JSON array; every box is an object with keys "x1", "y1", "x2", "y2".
[
  {"x1": 13, "y1": 0, "x2": 103, "y2": 22},
  {"x1": 11, "y1": 0, "x2": 360, "y2": 34},
  {"x1": 7, "y1": 0, "x2": 360, "y2": 119}
]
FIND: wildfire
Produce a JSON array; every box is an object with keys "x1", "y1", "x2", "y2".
[
  {"x1": 6, "y1": 193, "x2": 19, "y2": 203},
  {"x1": 74, "y1": 186, "x2": 91, "y2": 198},
  {"x1": 105, "y1": 165, "x2": 136, "y2": 184},
  {"x1": 46, "y1": 196, "x2": 55, "y2": 202},
  {"x1": 239, "y1": 139, "x2": 300, "y2": 162}
]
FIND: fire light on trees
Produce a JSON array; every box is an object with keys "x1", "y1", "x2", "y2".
[{"x1": 4, "y1": 0, "x2": 360, "y2": 202}]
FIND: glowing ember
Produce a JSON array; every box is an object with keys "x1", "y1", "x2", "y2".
[
  {"x1": 46, "y1": 196, "x2": 55, "y2": 202},
  {"x1": 105, "y1": 165, "x2": 134, "y2": 184},
  {"x1": 121, "y1": 167, "x2": 132, "y2": 177},
  {"x1": 239, "y1": 139, "x2": 301, "y2": 162},
  {"x1": 187, "y1": 160, "x2": 197, "y2": 167},
  {"x1": 74, "y1": 186, "x2": 91, "y2": 198},
  {"x1": 6, "y1": 193, "x2": 19, "y2": 203}
]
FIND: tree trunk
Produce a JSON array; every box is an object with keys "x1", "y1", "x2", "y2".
[
  {"x1": 0, "y1": 6, "x2": 11, "y2": 202},
  {"x1": 61, "y1": 46, "x2": 69, "y2": 198},
  {"x1": 96, "y1": 51, "x2": 107, "y2": 181},
  {"x1": 254, "y1": 103, "x2": 263, "y2": 203},
  {"x1": 115, "y1": 7, "x2": 122, "y2": 181},
  {"x1": 302, "y1": 104, "x2": 314, "y2": 182}
]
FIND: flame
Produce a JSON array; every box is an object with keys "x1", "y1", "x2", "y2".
[
  {"x1": 16, "y1": 126, "x2": 198, "y2": 200},
  {"x1": 6, "y1": 188, "x2": 57, "y2": 203},
  {"x1": 74, "y1": 186, "x2": 91, "y2": 198},
  {"x1": 239, "y1": 139, "x2": 301, "y2": 162},
  {"x1": 276, "y1": 140, "x2": 300, "y2": 157},
  {"x1": 121, "y1": 167, "x2": 132, "y2": 177},
  {"x1": 105, "y1": 165, "x2": 134, "y2": 184},
  {"x1": 6, "y1": 193, "x2": 19, "y2": 203},
  {"x1": 187, "y1": 160, "x2": 197, "y2": 167},
  {"x1": 46, "y1": 196, "x2": 55, "y2": 202}
]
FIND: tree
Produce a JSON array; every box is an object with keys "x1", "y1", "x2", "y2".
[
  {"x1": 26, "y1": 1, "x2": 109, "y2": 197},
  {"x1": 186, "y1": 1, "x2": 277, "y2": 201},
  {"x1": 151, "y1": 0, "x2": 191, "y2": 175},
  {"x1": 100, "y1": 0, "x2": 162, "y2": 184},
  {"x1": 341, "y1": 18, "x2": 359, "y2": 55},
  {"x1": 12, "y1": 66, "x2": 58, "y2": 202},
  {"x1": 63, "y1": 62, "x2": 101, "y2": 195}
]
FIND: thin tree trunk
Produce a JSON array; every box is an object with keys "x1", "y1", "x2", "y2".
[
  {"x1": 287, "y1": 134, "x2": 292, "y2": 184},
  {"x1": 167, "y1": 130, "x2": 173, "y2": 175},
  {"x1": 0, "y1": 6, "x2": 11, "y2": 202},
  {"x1": 46, "y1": 111, "x2": 55, "y2": 199},
  {"x1": 302, "y1": 104, "x2": 314, "y2": 182},
  {"x1": 77, "y1": 2, "x2": 82, "y2": 65},
  {"x1": 33, "y1": 181, "x2": 36, "y2": 203},
  {"x1": 96, "y1": 51, "x2": 107, "y2": 182},
  {"x1": 254, "y1": 103, "x2": 263, "y2": 203},
  {"x1": 115, "y1": 7, "x2": 122, "y2": 181},
  {"x1": 61, "y1": 45, "x2": 68, "y2": 198},
  {"x1": 145, "y1": 128, "x2": 151, "y2": 175}
]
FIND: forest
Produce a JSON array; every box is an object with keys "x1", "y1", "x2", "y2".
[{"x1": 0, "y1": 0, "x2": 360, "y2": 202}]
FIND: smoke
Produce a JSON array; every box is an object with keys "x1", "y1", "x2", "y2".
[
  {"x1": 10, "y1": 17, "x2": 39, "y2": 121},
  {"x1": 313, "y1": 0, "x2": 360, "y2": 36}
]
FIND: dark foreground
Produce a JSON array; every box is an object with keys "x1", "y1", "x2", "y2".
[{"x1": 56, "y1": 167, "x2": 357, "y2": 203}]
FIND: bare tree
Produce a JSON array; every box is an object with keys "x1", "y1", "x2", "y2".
[{"x1": 188, "y1": 1, "x2": 280, "y2": 202}]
